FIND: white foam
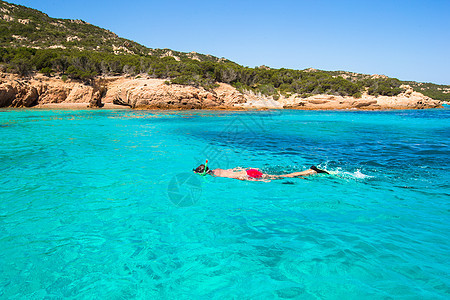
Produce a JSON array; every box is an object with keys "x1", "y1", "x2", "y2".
[
  {"x1": 353, "y1": 170, "x2": 372, "y2": 179},
  {"x1": 326, "y1": 167, "x2": 373, "y2": 180}
]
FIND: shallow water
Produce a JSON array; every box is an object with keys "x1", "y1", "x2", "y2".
[{"x1": 0, "y1": 108, "x2": 449, "y2": 299}]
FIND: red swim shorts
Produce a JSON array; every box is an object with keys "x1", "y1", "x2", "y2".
[{"x1": 246, "y1": 169, "x2": 263, "y2": 178}]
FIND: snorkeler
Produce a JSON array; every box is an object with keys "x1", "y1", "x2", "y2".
[{"x1": 193, "y1": 160, "x2": 329, "y2": 181}]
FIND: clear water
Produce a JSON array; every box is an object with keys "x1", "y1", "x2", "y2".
[{"x1": 0, "y1": 108, "x2": 449, "y2": 299}]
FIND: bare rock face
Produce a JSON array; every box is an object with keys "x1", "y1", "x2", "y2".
[
  {"x1": 0, "y1": 73, "x2": 96, "y2": 108},
  {"x1": 0, "y1": 83, "x2": 17, "y2": 107},
  {"x1": 18, "y1": 86, "x2": 38, "y2": 107},
  {"x1": 307, "y1": 99, "x2": 329, "y2": 105},
  {"x1": 37, "y1": 84, "x2": 68, "y2": 103},
  {"x1": 352, "y1": 100, "x2": 377, "y2": 108},
  {"x1": 103, "y1": 79, "x2": 243, "y2": 109},
  {"x1": 88, "y1": 90, "x2": 102, "y2": 108},
  {"x1": 0, "y1": 81, "x2": 38, "y2": 107},
  {"x1": 65, "y1": 85, "x2": 93, "y2": 103},
  {"x1": 88, "y1": 87, "x2": 106, "y2": 108}
]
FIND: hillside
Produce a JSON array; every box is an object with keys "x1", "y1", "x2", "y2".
[
  {"x1": 0, "y1": 0, "x2": 223, "y2": 61},
  {"x1": 329, "y1": 70, "x2": 450, "y2": 102},
  {"x1": 0, "y1": 0, "x2": 449, "y2": 102},
  {"x1": 402, "y1": 81, "x2": 450, "y2": 102}
]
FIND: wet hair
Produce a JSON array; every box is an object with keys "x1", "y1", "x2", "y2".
[{"x1": 193, "y1": 164, "x2": 212, "y2": 174}]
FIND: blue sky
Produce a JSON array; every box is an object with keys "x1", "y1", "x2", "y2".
[{"x1": 8, "y1": 0, "x2": 450, "y2": 84}]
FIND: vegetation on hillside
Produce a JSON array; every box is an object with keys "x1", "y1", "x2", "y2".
[
  {"x1": 403, "y1": 81, "x2": 450, "y2": 102},
  {"x1": 0, "y1": 47, "x2": 409, "y2": 98},
  {"x1": 0, "y1": 1, "x2": 145, "y2": 55},
  {"x1": 0, "y1": 0, "x2": 223, "y2": 61},
  {"x1": 330, "y1": 70, "x2": 450, "y2": 101},
  {"x1": 1, "y1": 0, "x2": 448, "y2": 100}
]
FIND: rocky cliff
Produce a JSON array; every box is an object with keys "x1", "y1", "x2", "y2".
[{"x1": 0, "y1": 73, "x2": 442, "y2": 110}]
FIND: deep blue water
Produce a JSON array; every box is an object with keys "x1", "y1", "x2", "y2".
[{"x1": 0, "y1": 108, "x2": 449, "y2": 299}]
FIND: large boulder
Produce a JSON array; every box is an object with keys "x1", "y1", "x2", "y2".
[
  {"x1": 0, "y1": 81, "x2": 39, "y2": 107},
  {"x1": 65, "y1": 85, "x2": 93, "y2": 103},
  {"x1": 0, "y1": 83, "x2": 17, "y2": 107},
  {"x1": 17, "y1": 86, "x2": 38, "y2": 107},
  {"x1": 88, "y1": 87, "x2": 106, "y2": 108}
]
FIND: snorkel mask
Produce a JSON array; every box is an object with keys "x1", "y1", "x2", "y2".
[{"x1": 193, "y1": 159, "x2": 209, "y2": 176}]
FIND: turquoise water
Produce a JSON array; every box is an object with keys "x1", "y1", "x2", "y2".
[{"x1": 0, "y1": 108, "x2": 449, "y2": 299}]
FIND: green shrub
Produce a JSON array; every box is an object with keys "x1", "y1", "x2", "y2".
[
  {"x1": 352, "y1": 92, "x2": 362, "y2": 98},
  {"x1": 66, "y1": 65, "x2": 97, "y2": 82},
  {"x1": 40, "y1": 67, "x2": 53, "y2": 76},
  {"x1": 12, "y1": 58, "x2": 32, "y2": 76}
]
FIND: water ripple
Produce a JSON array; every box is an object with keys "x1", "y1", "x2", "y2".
[{"x1": 0, "y1": 109, "x2": 449, "y2": 298}]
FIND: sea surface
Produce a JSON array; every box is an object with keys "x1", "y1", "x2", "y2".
[{"x1": 0, "y1": 108, "x2": 449, "y2": 299}]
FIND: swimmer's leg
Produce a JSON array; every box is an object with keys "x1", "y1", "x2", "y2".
[
  {"x1": 273, "y1": 166, "x2": 329, "y2": 178},
  {"x1": 269, "y1": 171, "x2": 311, "y2": 178},
  {"x1": 281, "y1": 169, "x2": 316, "y2": 177}
]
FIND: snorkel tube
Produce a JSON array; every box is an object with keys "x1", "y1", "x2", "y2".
[{"x1": 201, "y1": 159, "x2": 209, "y2": 176}]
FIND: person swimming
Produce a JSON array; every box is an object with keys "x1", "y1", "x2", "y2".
[{"x1": 193, "y1": 162, "x2": 329, "y2": 181}]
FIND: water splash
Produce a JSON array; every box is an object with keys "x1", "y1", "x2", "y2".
[{"x1": 326, "y1": 167, "x2": 373, "y2": 180}]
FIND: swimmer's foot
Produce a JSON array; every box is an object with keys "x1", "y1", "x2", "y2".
[{"x1": 310, "y1": 165, "x2": 329, "y2": 174}]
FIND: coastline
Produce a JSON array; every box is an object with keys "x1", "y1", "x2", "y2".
[
  {"x1": 33, "y1": 102, "x2": 129, "y2": 110},
  {"x1": 3, "y1": 104, "x2": 445, "y2": 112},
  {"x1": 2, "y1": 103, "x2": 445, "y2": 112},
  {"x1": 0, "y1": 73, "x2": 444, "y2": 111}
]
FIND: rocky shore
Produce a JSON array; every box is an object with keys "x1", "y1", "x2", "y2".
[{"x1": 0, "y1": 73, "x2": 443, "y2": 110}]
